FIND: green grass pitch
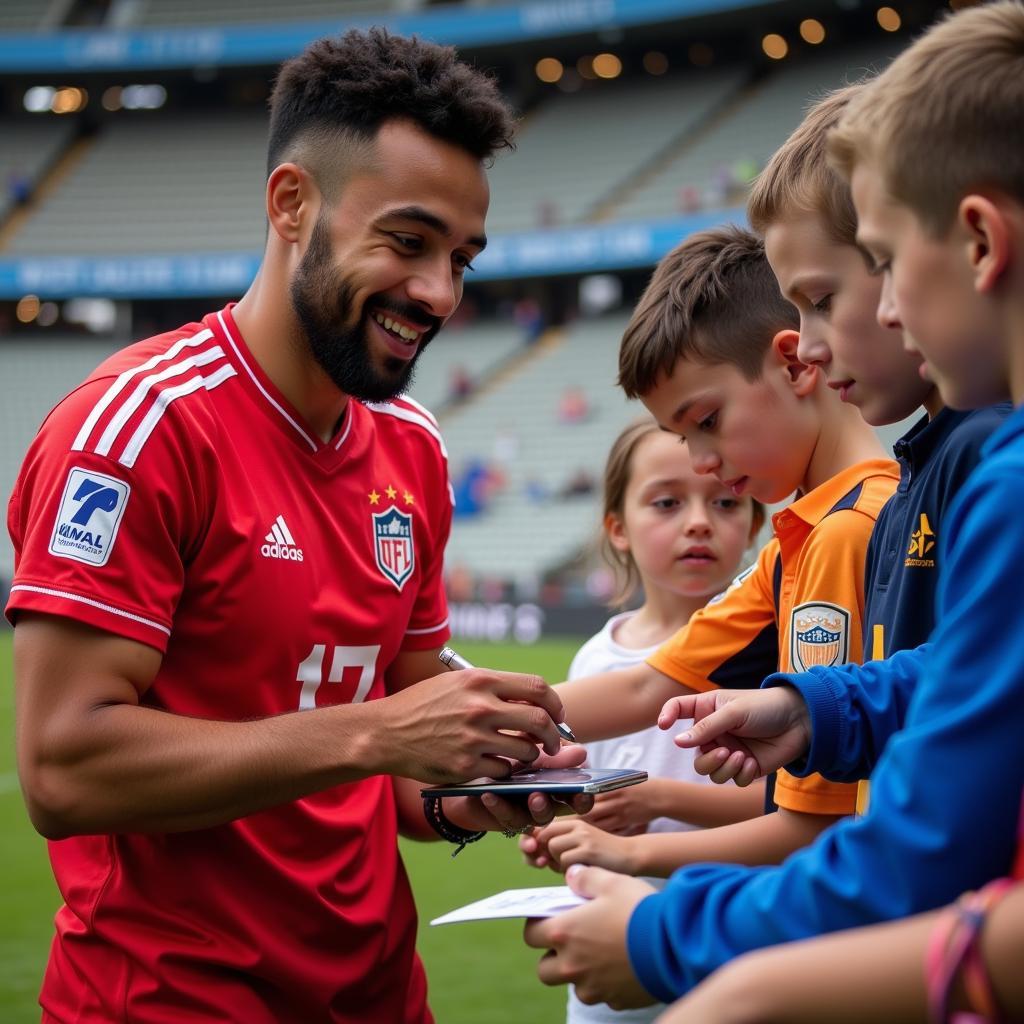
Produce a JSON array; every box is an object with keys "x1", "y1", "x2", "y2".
[{"x1": 0, "y1": 632, "x2": 582, "y2": 1021}]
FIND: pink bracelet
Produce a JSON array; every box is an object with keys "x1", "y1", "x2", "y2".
[{"x1": 925, "y1": 878, "x2": 1015, "y2": 1024}]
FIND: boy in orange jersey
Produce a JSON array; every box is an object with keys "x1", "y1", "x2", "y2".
[{"x1": 521, "y1": 224, "x2": 898, "y2": 878}]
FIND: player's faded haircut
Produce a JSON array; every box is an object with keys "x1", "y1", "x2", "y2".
[
  {"x1": 618, "y1": 225, "x2": 799, "y2": 399},
  {"x1": 268, "y1": 28, "x2": 515, "y2": 195},
  {"x1": 748, "y1": 84, "x2": 863, "y2": 245},
  {"x1": 828, "y1": 0, "x2": 1024, "y2": 235}
]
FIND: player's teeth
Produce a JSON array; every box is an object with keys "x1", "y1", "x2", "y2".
[
  {"x1": 384, "y1": 317, "x2": 394, "y2": 330},
  {"x1": 400, "y1": 326, "x2": 417, "y2": 340},
  {"x1": 375, "y1": 313, "x2": 385, "y2": 325}
]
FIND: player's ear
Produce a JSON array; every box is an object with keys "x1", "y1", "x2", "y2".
[
  {"x1": 605, "y1": 512, "x2": 630, "y2": 553},
  {"x1": 769, "y1": 329, "x2": 817, "y2": 397},
  {"x1": 266, "y1": 162, "x2": 319, "y2": 245},
  {"x1": 959, "y1": 193, "x2": 1012, "y2": 296}
]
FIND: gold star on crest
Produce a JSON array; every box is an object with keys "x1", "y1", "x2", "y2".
[
  {"x1": 403, "y1": 490, "x2": 415, "y2": 506},
  {"x1": 368, "y1": 490, "x2": 381, "y2": 505},
  {"x1": 385, "y1": 485, "x2": 397, "y2": 500}
]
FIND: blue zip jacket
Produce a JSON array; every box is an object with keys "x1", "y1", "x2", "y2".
[{"x1": 627, "y1": 404, "x2": 1024, "y2": 1003}]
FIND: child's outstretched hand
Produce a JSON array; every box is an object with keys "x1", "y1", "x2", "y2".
[
  {"x1": 658, "y1": 687, "x2": 812, "y2": 787},
  {"x1": 520, "y1": 818, "x2": 638, "y2": 875},
  {"x1": 580, "y1": 784, "x2": 654, "y2": 836}
]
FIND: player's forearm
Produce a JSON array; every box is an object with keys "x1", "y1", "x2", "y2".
[
  {"x1": 647, "y1": 778, "x2": 765, "y2": 829},
  {"x1": 630, "y1": 807, "x2": 842, "y2": 877},
  {"x1": 21, "y1": 699, "x2": 390, "y2": 837},
  {"x1": 556, "y1": 664, "x2": 690, "y2": 742}
]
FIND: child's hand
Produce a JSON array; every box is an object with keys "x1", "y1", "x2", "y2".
[
  {"x1": 527, "y1": 818, "x2": 638, "y2": 875},
  {"x1": 580, "y1": 784, "x2": 654, "y2": 836},
  {"x1": 663, "y1": 687, "x2": 812, "y2": 786}
]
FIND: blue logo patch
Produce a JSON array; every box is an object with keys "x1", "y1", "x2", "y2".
[
  {"x1": 372, "y1": 505, "x2": 415, "y2": 591},
  {"x1": 49, "y1": 467, "x2": 130, "y2": 566}
]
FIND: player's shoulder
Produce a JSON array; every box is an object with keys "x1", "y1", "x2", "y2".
[
  {"x1": 362, "y1": 394, "x2": 448, "y2": 464},
  {"x1": 39, "y1": 316, "x2": 233, "y2": 469}
]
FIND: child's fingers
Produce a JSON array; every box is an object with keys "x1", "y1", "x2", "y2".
[
  {"x1": 691, "y1": 745, "x2": 732, "y2": 774},
  {"x1": 709, "y1": 749, "x2": 748, "y2": 785},
  {"x1": 658, "y1": 696, "x2": 694, "y2": 729},
  {"x1": 673, "y1": 703, "x2": 745, "y2": 748}
]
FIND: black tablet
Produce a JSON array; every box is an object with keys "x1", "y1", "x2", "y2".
[{"x1": 422, "y1": 767, "x2": 647, "y2": 798}]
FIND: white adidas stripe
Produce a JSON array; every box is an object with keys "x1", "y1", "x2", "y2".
[
  {"x1": 119, "y1": 363, "x2": 237, "y2": 468},
  {"x1": 271, "y1": 523, "x2": 286, "y2": 545},
  {"x1": 72, "y1": 328, "x2": 214, "y2": 452},
  {"x1": 365, "y1": 401, "x2": 449, "y2": 461},
  {"x1": 276, "y1": 516, "x2": 296, "y2": 546},
  {"x1": 94, "y1": 346, "x2": 227, "y2": 458}
]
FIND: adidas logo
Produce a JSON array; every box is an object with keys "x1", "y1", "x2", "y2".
[{"x1": 261, "y1": 515, "x2": 304, "y2": 562}]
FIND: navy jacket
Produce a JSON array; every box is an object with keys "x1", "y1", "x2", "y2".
[{"x1": 864, "y1": 405, "x2": 1010, "y2": 658}]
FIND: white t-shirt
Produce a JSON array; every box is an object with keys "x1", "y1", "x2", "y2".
[{"x1": 567, "y1": 611, "x2": 714, "y2": 1024}]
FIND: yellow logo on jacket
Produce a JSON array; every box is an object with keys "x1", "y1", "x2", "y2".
[{"x1": 905, "y1": 513, "x2": 936, "y2": 568}]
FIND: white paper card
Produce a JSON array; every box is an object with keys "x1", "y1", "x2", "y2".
[{"x1": 430, "y1": 886, "x2": 586, "y2": 926}]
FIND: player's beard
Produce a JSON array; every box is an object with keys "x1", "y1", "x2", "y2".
[{"x1": 290, "y1": 214, "x2": 439, "y2": 403}]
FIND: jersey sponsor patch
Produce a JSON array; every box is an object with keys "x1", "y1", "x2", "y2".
[
  {"x1": 48, "y1": 467, "x2": 130, "y2": 566},
  {"x1": 373, "y1": 505, "x2": 415, "y2": 591},
  {"x1": 790, "y1": 601, "x2": 850, "y2": 671},
  {"x1": 261, "y1": 514, "x2": 304, "y2": 562}
]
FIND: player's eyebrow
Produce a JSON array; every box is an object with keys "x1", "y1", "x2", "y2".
[{"x1": 378, "y1": 205, "x2": 487, "y2": 250}]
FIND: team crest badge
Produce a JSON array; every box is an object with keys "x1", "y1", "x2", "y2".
[
  {"x1": 373, "y1": 505, "x2": 415, "y2": 591},
  {"x1": 790, "y1": 602, "x2": 850, "y2": 672}
]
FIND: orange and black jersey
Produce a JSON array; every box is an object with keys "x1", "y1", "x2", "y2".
[{"x1": 648, "y1": 458, "x2": 899, "y2": 816}]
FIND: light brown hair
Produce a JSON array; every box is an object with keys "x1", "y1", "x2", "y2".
[
  {"x1": 618, "y1": 225, "x2": 799, "y2": 398},
  {"x1": 747, "y1": 85, "x2": 862, "y2": 245},
  {"x1": 600, "y1": 418, "x2": 765, "y2": 606},
  {"x1": 828, "y1": 0, "x2": 1024, "y2": 235}
]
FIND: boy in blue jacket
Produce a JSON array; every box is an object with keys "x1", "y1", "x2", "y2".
[{"x1": 523, "y1": 1, "x2": 1024, "y2": 1009}]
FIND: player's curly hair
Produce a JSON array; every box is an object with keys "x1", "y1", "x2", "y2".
[{"x1": 267, "y1": 28, "x2": 516, "y2": 184}]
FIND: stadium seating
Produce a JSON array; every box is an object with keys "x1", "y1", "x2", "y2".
[
  {"x1": 484, "y1": 68, "x2": 746, "y2": 234},
  {"x1": 405, "y1": 319, "x2": 527, "y2": 412},
  {"x1": 612, "y1": 41, "x2": 901, "y2": 222},
  {"x1": 438, "y1": 315, "x2": 635, "y2": 585},
  {"x1": 0, "y1": 0, "x2": 47, "y2": 32},
  {"x1": 5, "y1": 112, "x2": 268, "y2": 256},
  {"x1": 134, "y1": 0, "x2": 421, "y2": 28},
  {"x1": 0, "y1": 118, "x2": 76, "y2": 221}
]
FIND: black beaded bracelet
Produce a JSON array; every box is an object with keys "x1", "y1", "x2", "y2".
[{"x1": 423, "y1": 795, "x2": 486, "y2": 858}]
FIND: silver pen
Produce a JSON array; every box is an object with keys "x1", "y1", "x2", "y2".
[{"x1": 438, "y1": 645, "x2": 578, "y2": 743}]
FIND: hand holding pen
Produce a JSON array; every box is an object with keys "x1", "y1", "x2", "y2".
[{"x1": 439, "y1": 646, "x2": 577, "y2": 743}]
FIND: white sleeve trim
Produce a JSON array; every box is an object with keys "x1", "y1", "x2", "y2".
[
  {"x1": 405, "y1": 616, "x2": 449, "y2": 636},
  {"x1": 10, "y1": 584, "x2": 172, "y2": 636}
]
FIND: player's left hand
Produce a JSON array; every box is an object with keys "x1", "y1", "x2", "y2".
[
  {"x1": 446, "y1": 744, "x2": 594, "y2": 834},
  {"x1": 523, "y1": 863, "x2": 656, "y2": 1010}
]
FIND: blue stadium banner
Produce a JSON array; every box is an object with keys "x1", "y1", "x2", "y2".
[
  {"x1": 0, "y1": 1, "x2": 776, "y2": 71},
  {"x1": 0, "y1": 211, "x2": 745, "y2": 298}
]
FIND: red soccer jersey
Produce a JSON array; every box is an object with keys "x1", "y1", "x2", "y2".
[{"x1": 6, "y1": 305, "x2": 452, "y2": 1023}]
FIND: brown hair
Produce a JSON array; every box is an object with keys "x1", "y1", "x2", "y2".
[
  {"x1": 828, "y1": 0, "x2": 1024, "y2": 235},
  {"x1": 747, "y1": 84, "x2": 862, "y2": 245},
  {"x1": 618, "y1": 224, "x2": 799, "y2": 398},
  {"x1": 600, "y1": 418, "x2": 765, "y2": 607}
]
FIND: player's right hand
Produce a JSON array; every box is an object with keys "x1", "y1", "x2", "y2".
[
  {"x1": 380, "y1": 668, "x2": 565, "y2": 783},
  {"x1": 658, "y1": 686, "x2": 812, "y2": 787}
]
